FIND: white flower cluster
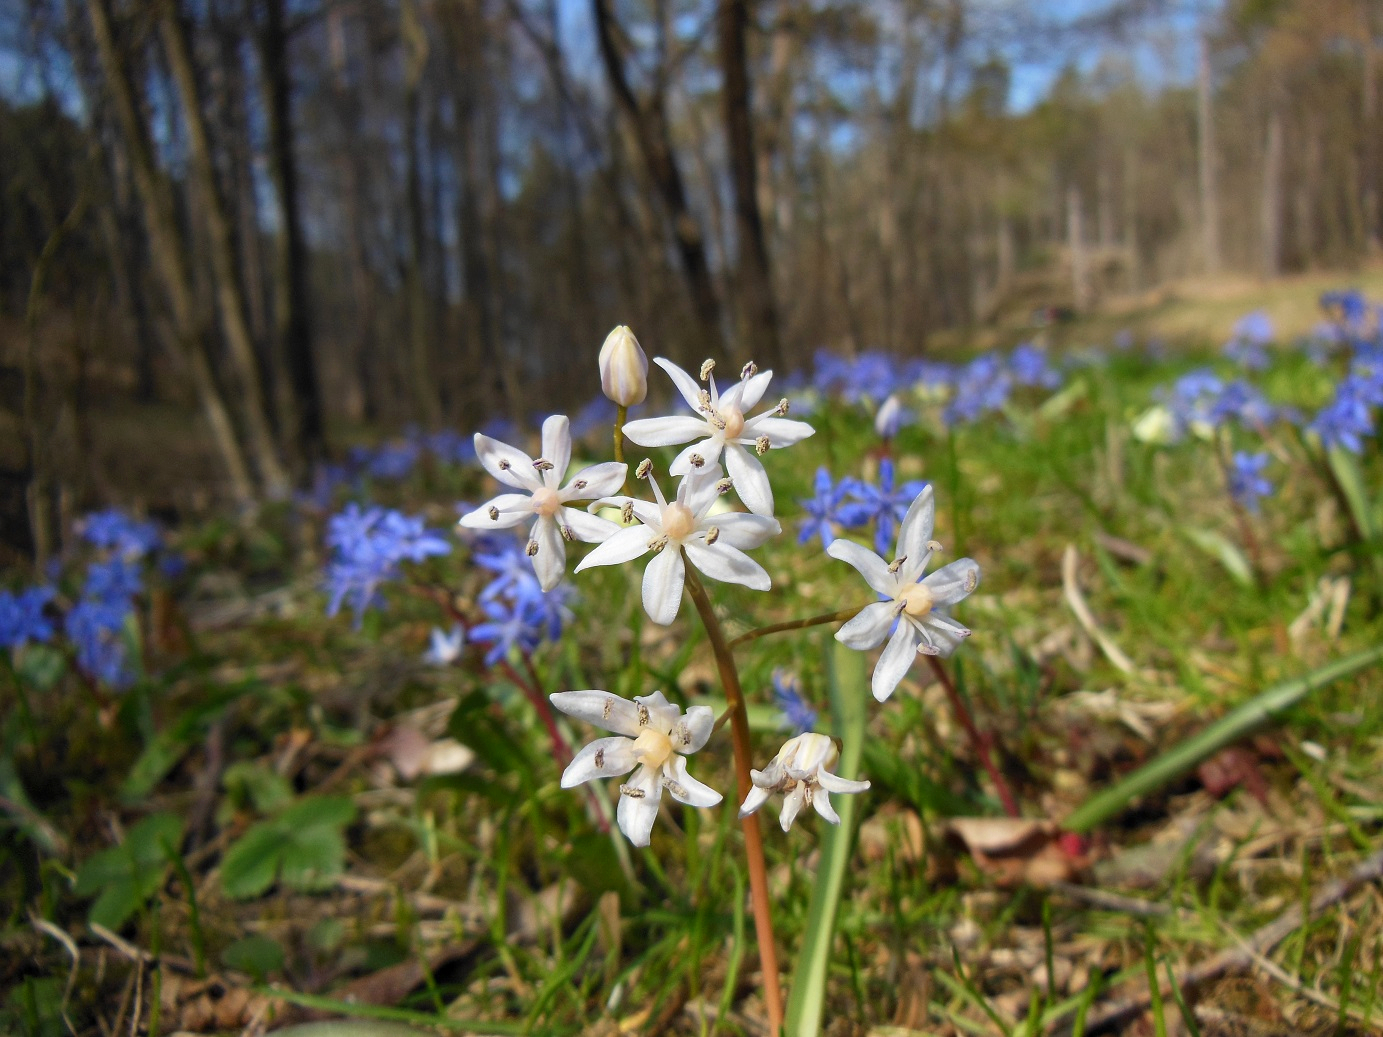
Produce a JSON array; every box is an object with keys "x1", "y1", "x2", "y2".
[{"x1": 460, "y1": 328, "x2": 981, "y2": 845}]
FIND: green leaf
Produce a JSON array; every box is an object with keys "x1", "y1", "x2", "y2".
[
  {"x1": 1180, "y1": 526, "x2": 1254, "y2": 587},
  {"x1": 221, "y1": 761, "x2": 294, "y2": 815},
  {"x1": 14, "y1": 645, "x2": 66, "y2": 692},
  {"x1": 222, "y1": 935, "x2": 285, "y2": 980},
  {"x1": 785, "y1": 638, "x2": 870, "y2": 1037},
  {"x1": 1327, "y1": 444, "x2": 1379, "y2": 542},
  {"x1": 74, "y1": 812, "x2": 183, "y2": 930},
  {"x1": 220, "y1": 796, "x2": 357, "y2": 900},
  {"x1": 120, "y1": 732, "x2": 191, "y2": 803}
]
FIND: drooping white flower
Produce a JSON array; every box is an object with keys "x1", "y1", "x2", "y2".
[
  {"x1": 575, "y1": 463, "x2": 780, "y2": 625},
  {"x1": 422, "y1": 625, "x2": 464, "y2": 666},
  {"x1": 738, "y1": 733, "x2": 870, "y2": 831},
  {"x1": 620, "y1": 357, "x2": 815, "y2": 516},
  {"x1": 551, "y1": 689, "x2": 721, "y2": 847},
  {"x1": 828, "y1": 485, "x2": 980, "y2": 702},
  {"x1": 459, "y1": 415, "x2": 626, "y2": 592},
  {"x1": 598, "y1": 325, "x2": 648, "y2": 406}
]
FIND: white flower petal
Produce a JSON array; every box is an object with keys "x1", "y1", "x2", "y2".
[
  {"x1": 812, "y1": 791, "x2": 841, "y2": 825},
  {"x1": 742, "y1": 415, "x2": 814, "y2": 448},
  {"x1": 817, "y1": 770, "x2": 871, "y2": 795},
  {"x1": 664, "y1": 756, "x2": 722, "y2": 808},
  {"x1": 575, "y1": 525, "x2": 651, "y2": 571},
  {"x1": 736, "y1": 369, "x2": 774, "y2": 411},
  {"x1": 621, "y1": 414, "x2": 712, "y2": 448},
  {"x1": 641, "y1": 546, "x2": 686, "y2": 625},
  {"x1": 895, "y1": 486, "x2": 937, "y2": 571},
  {"x1": 550, "y1": 690, "x2": 653, "y2": 737},
  {"x1": 531, "y1": 515, "x2": 566, "y2": 591},
  {"x1": 779, "y1": 784, "x2": 807, "y2": 831},
  {"x1": 872, "y1": 622, "x2": 918, "y2": 702},
  {"x1": 617, "y1": 765, "x2": 661, "y2": 847},
  {"x1": 684, "y1": 541, "x2": 770, "y2": 591},
  {"x1": 672, "y1": 705, "x2": 715, "y2": 754},
  {"x1": 682, "y1": 464, "x2": 727, "y2": 517},
  {"x1": 724, "y1": 444, "x2": 774, "y2": 516},
  {"x1": 475, "y1": 434, "x2": 542, "y2": 492},
  {"x1": 711, "y1": 512, "x2": 780, "y2": 550},
  {"x1": 916, "y1": 611, "x2": 971, "y2": 656},
  {"x1": 921, "y1": 557, "x2": 980, "y2": 606},
  {"x1": 652, "y1": 356, "x2": 705, "y2": 412},
  {"x1": 458, "y1": 493, "x2": 533, "y2": 529},
  {"x1": 541, "y1": 414, "x2": 572, "y2": 485},
  {"x1": 561, "y1": 736, "x2": 637, "y2": 787},
  {"x1": 826, "y1": 539, "x2": 897, "y2": 598},
  {"x1": 739, "y1": 784, "x2": 772, "y2": 818},
  {"x1": 835, "y1": 600, "x2": 896, "y2": 649},
  {"x1": 668, "y1": 437, "x2": 723, "y2": 475},
  {"x1": 562, "y1": 461, "x2": 627, "y2": 501},
  {"x1": 634, "y1": 690, "x2": 684, "y2": 732},
  {"x1": 559, "y1": 507, "x2": 619, "y2": 544}
]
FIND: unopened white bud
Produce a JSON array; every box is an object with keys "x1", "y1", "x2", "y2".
[{"x1": 598, "y1": 326, "x2": 648, "y2": 406}]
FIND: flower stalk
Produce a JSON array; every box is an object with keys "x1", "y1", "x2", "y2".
[
  {"x1": 683, "y1": 564, "x2": 783, "y2": 1034},
  {"x1": 924, "y1": 655, "x2": 1020, "y2": 818},
  {"x1": 728, "y1": 605, "x2": 866, "y2": 649}
]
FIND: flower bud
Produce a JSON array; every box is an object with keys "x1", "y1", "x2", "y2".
[{"x1": 599, "y1": 326, "x2": 648, "y2": 406}]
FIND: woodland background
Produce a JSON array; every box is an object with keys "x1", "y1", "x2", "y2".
[{"x1": 1, "y1": 0, "x2": 1380, "y2": 559}]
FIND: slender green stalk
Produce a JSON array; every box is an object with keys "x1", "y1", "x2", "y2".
[
  {"x1": 1, "y1": 654, "x2": 39, "y2": 750},
  {"x1": 683, "y1": 565, "x2": 783, "y2": 1035},
  {"x1": 924, "y1": 656, "x2": 1020, "y2": 817},
  {"x1": 613, "y1": 404, "x2": 627, "y2": 465},
  {"x1": 1143, "y1": 925, "x2": 1167, "y2": 1037},
  {"x1": 727, "y1": 605, "x2": 865, "y2": 649},
  {"x1": 1064, "y1": 643, "x2": 1383, "y2": 833}
]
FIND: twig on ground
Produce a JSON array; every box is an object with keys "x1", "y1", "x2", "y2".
[
  {"x1": 1061, "y1": 544, "x2": 1138, "y2": 677},
  {"x1": 1048, "y1": 882, "x2": 1174, "y2": 918}
]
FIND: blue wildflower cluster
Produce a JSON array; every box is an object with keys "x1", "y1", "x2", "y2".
[
  {"x1": 1307, "y1": 291, "x2": 1383, "y2": 454},
  {"x1": 1224, "y1": 311, "x2": 1274, "y2": 370},
  {"x1": 796, "y1": 461, "x2": 927, "y2": 555},
  {"x1": 772, "y1": 669, "x2": 818, "y2": 735},
  {"x1": 466, "y1": 532, "x2": 577, "y2": 666},
  {"x1": 806, "y1": 342, "x2": 1064, "y2": 429},
  {"x1": 324, "y1": 504, "x2": 451, "y2": 624},
  {"x1": 0, "y1": 587, "x2": 55, "y2": 651},
  {"x1": 1228, "y1": 451, "x2": 1273, "y2": 513}
]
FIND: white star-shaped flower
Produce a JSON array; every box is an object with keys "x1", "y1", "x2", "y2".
[
  {"x1": 828, "y1": 485, "x2": 980, "y2": 701},
  {"x1": 620, "y1": 358, "x2": 815, "y2": 516},
  {"x1": 738, "y1": 733, "x2": 870, "y2": 831},
  {"x1": 575, "y1": 464, "x2": 780, "y2": 625},
  {"x1": 458, "y1": 415, "x2": 626, "y2": 591},
  {"x1": 551, "y1": 689, "x2": 721, "y2": 847},
  {"x1": 422, "y1": 625, "x2": 464, "y2": 666}
]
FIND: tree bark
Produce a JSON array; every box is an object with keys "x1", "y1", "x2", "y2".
[
  {"x1": 159, "y1": 0, "x2": 290, "y2": 495},
  {"x1": 717, "y1": 0, "x2": 781, "y2": 368},
  {"x1": 592, "y1": 0, "x2": 726, "y2": 357},
  {"x1": 400, "y1": 0, "x2": 441, "y2": 428},
  {"x1": 1197, "y1": 35, "x2": 1221, "y2": 275},
  {"x1": 256, "y1": 0, "x2": 326, "y2": 467},
  {"x1": 1067, "y1": 185, "x2": 1090, "y2": 311},
  {"x1": 1261, "y1": 107, "x2": 1283, "y2": 277},
  {"x1": 85, "y1": 0, "x2": 255, "y2": 505}
]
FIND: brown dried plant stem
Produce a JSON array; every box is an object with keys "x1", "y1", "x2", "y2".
[
  {"x1": 683, "y1": 564, "x2": 783, "y2": 1035},
  {"x1": 924, "y1": 655, "x2": 1020, "y2": 818},
  {"x1": 727, "y1": 605, "x2": 865, "y2": 649}
]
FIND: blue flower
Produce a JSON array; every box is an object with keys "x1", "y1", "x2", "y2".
[
  {"x1": 1225, "y1": 311, "x2": 1273, "y2": 370},
  {"x1": 364, "y1": 441, "x2": 421, "y2": 480},
  {"x1": 1009, "y1": 343, "x2": 1062, "y2": 388},
  {"x1": 797, "y1": 467, "x2": 851, "y2": 548},
  {"x1": 837, "y1": 460, "x2": 928, "y2": 556},
  {"x1": 80, "y1": 509, "x2": 161, "y2": 559},
  {"x1": 1228, "y1": 451, "x2": 1273, "y2": 513},
  {"x1": 83, "y1": 559, "x2": 144, "y2": 604},
  {"x1": 65, "y1": 598, "x2": 135, "y2": 689},
  {"x1": 324, "y1": 505, "x2": 452, "y2": 625},
  {"x1": 772, "y1": 669, "x2": 817, "y2": 735},
  {"x1": 0, "y1": 586, "x2": 55, "y2": 650},
  {"x1": 1310, "y1": 382, "x2": 1375, "y2": 453},
  {"x1": 469, "y1": 597, "x2": 544, "y2": 666},
  {"x1": 945, "y1": 353, "x2": 1012, "y2": 425}
]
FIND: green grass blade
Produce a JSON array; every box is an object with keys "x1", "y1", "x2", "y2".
[
  {"x1": 1063, "y1": 643, "x2": 1383, "y2": 834},
  {"x1": 784, "y1": 638, "x2": 870, "y2": 1037}
]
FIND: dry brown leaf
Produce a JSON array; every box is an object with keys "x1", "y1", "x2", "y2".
[{"x1": 944, "y1": 817, "x2": 1089, "y2": 887}]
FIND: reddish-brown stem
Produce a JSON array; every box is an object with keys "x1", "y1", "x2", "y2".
[
  {"x1": 727, "y1": 604, "x2": 864, "y2": 649},
  {"x1": 684, "y1": 566, "x2": 783, "y2": 1035},
  {"x1": 925, "y1": 655, "x2": 1021, "y2": 818}
]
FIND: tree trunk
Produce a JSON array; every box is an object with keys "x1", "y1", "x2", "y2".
[
  {"x1": 1068, "y1": 185, "x2": 1090, "y2": 311},
  {"x1": 717, "y1": 0, "x2": 781, "y2": 368},
  {"x1": 400, "y1": 0, "x2": 441, "y2": 428},
  {"x1": 159, "y1": 0, "x2": 290, "y2": 495},
  {"x1": 86, "y1": 0, "x2": 255, "y2": 505},
  {"x1": 592, "y1": 0, "x2": 726, "y2": 358},
  {"x1": 1361, "y1": 6, "x2": 1379, "y2": 252},
  {"x1": 1197, "y1": 35, "x2": 1221, "y2": 275},
  {"x1": 1261, "y1": 108, "x2": 1283, "y2": 278},
  {"x1": 257, "y1": 0, "x2": 325, "y2": 468}
]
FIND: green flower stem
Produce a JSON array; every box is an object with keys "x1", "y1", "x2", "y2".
[
  {"x1": 924, "y1": 655, "x2": 1021, "y2": 818},
  {"x1": 1, "y1": 653, "x2": 38, "y2": 749},
  {"x1": 683, "y1": 563, "x2": 783, "y2": 1035},
  {"x1": 1063, "y1": 643, "x2": 1383, "y2": 834},
  {"x1": 727, "y1": 605, "x2": 866, "y2": 649},
  {"x1": 613, "y1": 404, "x2": 627, "y2": 466}
]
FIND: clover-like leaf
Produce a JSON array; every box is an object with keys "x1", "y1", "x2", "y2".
[
  {"x1": 74, "y1": 813, "x2": 184, "y2": 930},
  {"x1": 220, "y1": 796, "x2": 356, "y2": 900}
]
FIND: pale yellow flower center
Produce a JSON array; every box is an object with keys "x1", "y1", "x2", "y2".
[
  {"x1": 722, "y1": 407, "x2": 745, "y2": 439},
  {"x1": 661, "y1": 502, "x2": 696, "y2": 542},
  {"x1": 897, "y1": 583, "x2": 935, "y2": 617},
  {"x1": 631, "y1": 728, "x2": 673, "y2": 769},
  {"x1": 532, "y1": 487, "x2": 562, "y2": 517}
]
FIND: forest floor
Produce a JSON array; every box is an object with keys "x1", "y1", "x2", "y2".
[{"x1": 4, "y1": 277, "x2": 1383, "y2": 1037}]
